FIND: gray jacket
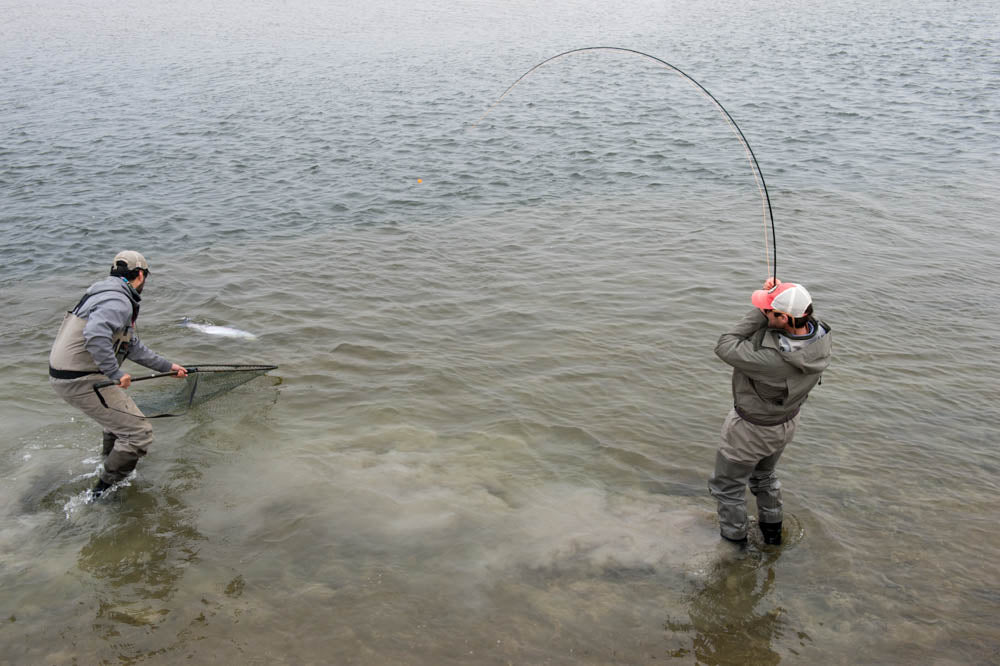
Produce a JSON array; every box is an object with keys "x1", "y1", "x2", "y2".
[
  {"x1": 49, "y1": 276, "x2": 172, "y2": 382},
  {"x1": 715, "y1": 309, "x2": 832, "y2": 425}
]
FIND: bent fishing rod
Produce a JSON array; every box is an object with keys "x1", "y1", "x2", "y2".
[{"x1": 473, "y1": 46, "x2": 778, "y2": 282}]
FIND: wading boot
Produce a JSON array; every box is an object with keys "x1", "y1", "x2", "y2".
[
  {"x1": 760, "y1": 521, "x2": 782, "y2": 546},
  {"x1": 92, "y1": 479, "x2": 112, "y2": 498}
]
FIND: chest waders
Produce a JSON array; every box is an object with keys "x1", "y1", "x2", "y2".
[{"x1": 48, "y1": 288, "x2": 139, "y2": 379}]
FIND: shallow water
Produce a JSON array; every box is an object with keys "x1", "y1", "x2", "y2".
[{"x1": 2, "y1": 0, "x2": 999, "y2": 663}]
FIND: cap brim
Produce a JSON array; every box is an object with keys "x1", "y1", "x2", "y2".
[{"x1": 751, "y1": 289, "x2": 773, "y2": 309}]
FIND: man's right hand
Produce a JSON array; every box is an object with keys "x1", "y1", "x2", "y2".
[
  {"x1": 763, "y1": 277, "x2": 782, "y2": 290},
  {"x1": 118, "y1": 374, "x2": 132, "y2": 389}
]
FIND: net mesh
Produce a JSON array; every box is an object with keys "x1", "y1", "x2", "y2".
[{"x1": 123, "y1": 364, "x2": 277, "y2": 417}]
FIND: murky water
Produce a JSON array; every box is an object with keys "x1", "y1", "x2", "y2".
[{"x1": 2, "y1": 0, "x2": 999, "y2": 663}]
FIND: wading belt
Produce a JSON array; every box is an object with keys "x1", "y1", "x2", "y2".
[{"x1": 734, "y1": 404, "x2": 800, "y2": 427}]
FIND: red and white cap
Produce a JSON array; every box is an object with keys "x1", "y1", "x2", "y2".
[{"x1": 751, "y1": 282, "x2": 812, "y2": 317}]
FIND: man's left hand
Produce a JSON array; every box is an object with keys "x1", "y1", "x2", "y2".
[{"x1": 171, "y1": 363, "x2": 188, "y2": 378}]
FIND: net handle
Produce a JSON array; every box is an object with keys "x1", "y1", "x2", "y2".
[
  {"x1": 92, "y1": 370, "x2": 185, "y2": 409},
  {"x1": 93, "y1": 370, "x2": 182, "y2": 391}
]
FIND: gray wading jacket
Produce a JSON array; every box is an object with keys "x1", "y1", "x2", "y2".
[
  {"x1": 49, "y1": 276, "x2": 172, "y2": 382},
  {"x1": 715, "y1": 309, "x2": 833, "y2": 425}
]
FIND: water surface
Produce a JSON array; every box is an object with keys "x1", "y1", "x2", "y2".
[{"x1": 2, "y1": 0, "x2": 999, "y2": 662}]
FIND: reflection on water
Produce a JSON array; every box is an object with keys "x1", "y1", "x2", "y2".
[
  {"x1": 665, "y1": 548, "x2": 807, "y2": 665},
  {"x1": 69, "y1": 384, "x2": 280, "y2": 661},
  {"x1": 77, "y1": 482, "x2": 204, "y2": 658}
]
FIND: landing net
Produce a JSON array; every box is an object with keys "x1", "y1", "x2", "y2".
[{"x1": 93, "y1": 364, "x2": 278, "y2": 418}]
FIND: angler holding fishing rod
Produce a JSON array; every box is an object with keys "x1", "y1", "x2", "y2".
[
  {"x1": 48, "y1": 251, "x2": 187, "y2": 498},
  {"x1": 477, "y1": 47, "x2": 835, "y2": 549},
  {"x1": 709, "y1": 278, "x2": 833, "y2": 547}
]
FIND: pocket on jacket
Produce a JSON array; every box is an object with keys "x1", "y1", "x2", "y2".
[{"x1": 749, "y1": 378, "x2": 789, "y2": 405}]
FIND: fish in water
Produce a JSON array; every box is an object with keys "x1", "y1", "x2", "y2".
[{"x1": 181, "y1": 318, "x2": 257, "y2": 340}]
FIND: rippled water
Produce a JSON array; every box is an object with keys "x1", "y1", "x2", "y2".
[{"x1": 2, "y1": 0, "x2": 999, "y2": 663}]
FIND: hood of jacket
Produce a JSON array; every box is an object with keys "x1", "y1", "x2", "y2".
[{"x1": 764, "y1": 321, "x2": 832, "y2": 375}]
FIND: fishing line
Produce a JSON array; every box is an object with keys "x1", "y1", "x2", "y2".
[{"x1": 472, "y1": 46, "x2": 778, "y2": 281}]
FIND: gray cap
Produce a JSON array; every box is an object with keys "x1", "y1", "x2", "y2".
[{"x1": 113, "y1": 250, "x2": 149, "y2": 272}]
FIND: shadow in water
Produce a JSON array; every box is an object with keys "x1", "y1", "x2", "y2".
[{"x1": 664, "y1": 547, "x2": 810, "y2": 664}]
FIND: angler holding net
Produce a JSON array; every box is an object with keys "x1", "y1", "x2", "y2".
[{"x1": 48, "y1": 251, "x2": 187, "y2": 498}]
